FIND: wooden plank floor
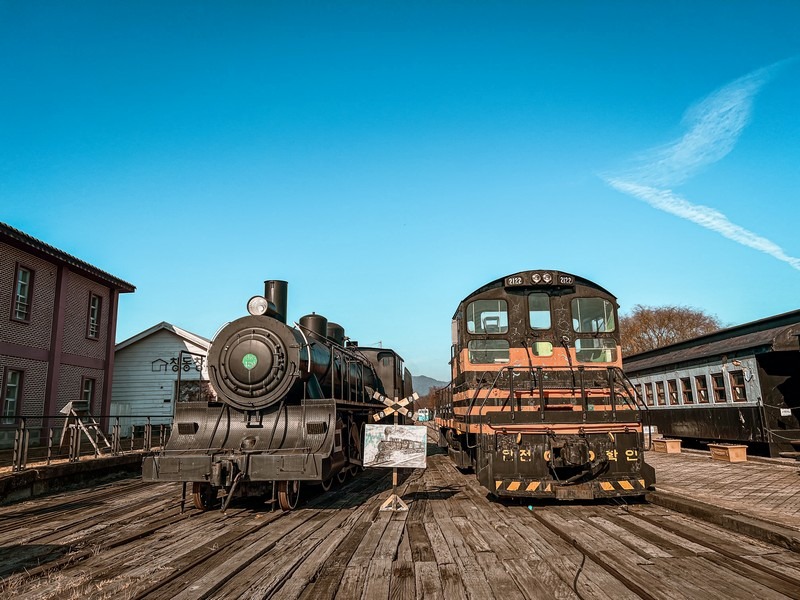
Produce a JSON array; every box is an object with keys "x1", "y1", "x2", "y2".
[
  {"x1": 646, "y1": 450, "x2": 800, "y2": 531},
  {"x1": 2, "y1": 445, "x2": 800, "y2": 599}
]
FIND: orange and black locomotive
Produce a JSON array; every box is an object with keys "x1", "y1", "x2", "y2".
[{"x1": 435, "y1": 270, "x2": 654, "y2": 500}]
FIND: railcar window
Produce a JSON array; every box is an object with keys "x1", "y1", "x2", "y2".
[
  {"x1": 695, "y1": 376, "x2": 709, "y2": 403},
  {"x1": 468, "y1": 340, "x2": 510, "y2": 364},
  {"x1": 680, "y1": 377, "x2": 694, "y2": 404},
  {"x1": 571, "y1": 298, "x2": 615, "y2": 333},
  {"x1": 668, "y1": 380, "x2": 679, "y2": 405},
  {"x1": 712, "y1": 374, "x2": 727, "y2": 403},
  {"x1": 730, "y1": 370, "x2": 748, "y2": 401},
  {"x1": 466, "y1": 300, "x2": 508, "y2": 334},
  {"x1": 574, "y1": 338, "x2": 617, "y2": 363},
  {"x1": 656, "y1": 381, "x2": 666, "y2": 405},
  {"x1": 528, "y1": 293, "x2": 551, "y2": 329},
  {"x1": 645, "y1": 384, "x2": 654, "y2": 406}
]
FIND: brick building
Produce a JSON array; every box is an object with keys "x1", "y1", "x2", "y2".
[{"x1": 0, "y1": 222, "x2": 135, "y2": 444}]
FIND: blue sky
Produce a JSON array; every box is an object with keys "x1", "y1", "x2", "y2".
[{"x1": 2, "y1": 1, "x2": 799, "y2": 381}]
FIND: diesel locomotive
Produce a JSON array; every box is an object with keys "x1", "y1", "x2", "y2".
[
  {"x1": 435, "y1": 270, "x2": 655, "y2": 500},
  {"x1": 142, "y1": 280, "x2": 412, "y2": 510}
]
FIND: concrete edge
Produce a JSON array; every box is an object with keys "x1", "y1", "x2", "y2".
[
  {"x1": 0, "y1": 453, "x2": 145, "y2": 505},
  {"x1": 647, "y1": 489, "x2": 800, "y2": 552}
]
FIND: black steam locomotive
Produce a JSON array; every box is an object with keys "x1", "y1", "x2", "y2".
[{"x1": 142, "y1": 280, "x2": 412, "y2": 510}]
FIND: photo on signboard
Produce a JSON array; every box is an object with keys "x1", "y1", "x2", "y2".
[{"x1": 363, "y1": 424, "x2": 427, "y2": 469}]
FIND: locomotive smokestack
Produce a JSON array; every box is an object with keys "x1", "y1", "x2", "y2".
[{"x1": 264, "y1": 280, "x2": 288, "y2": 323}]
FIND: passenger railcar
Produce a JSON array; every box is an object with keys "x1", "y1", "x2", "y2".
[
  {"x1": 435, "y1": 270, "x2": 655, "y2": 500},
  {"x1": 624, "y1": 310, "x2": 800, "y2": 457},
  {"x1": 142, "y1": 280, "x2": 412, "y2": 510}
]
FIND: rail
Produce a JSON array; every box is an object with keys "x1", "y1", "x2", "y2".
[{"x1": 0, "y1": 413, "x2": 171, "y2": 473}]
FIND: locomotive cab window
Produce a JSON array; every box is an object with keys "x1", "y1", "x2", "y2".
[
  {"x1": 468, "y1": 340, "x2": 509, "y2": 364},
  {"x1": 574, "y1": 338, "x2": 617, "y2": 363},
  {"x1": 466, "y1": 300, "x2": 508, "y2": 334},
  {"x1": 571, "y1": 298, "x2": 615, "y2": 333},
  {"x1": 528, "y1": 293, "x2": 551, "y2": 329}
]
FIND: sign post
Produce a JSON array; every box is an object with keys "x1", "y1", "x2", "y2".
[{"x1": 372, "y1": 391, "x2": 419, "y2": 511}]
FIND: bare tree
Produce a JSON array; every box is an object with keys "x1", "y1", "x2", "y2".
[{"x1": 620, "y1": 304, "x2": 722, "y2": 356}]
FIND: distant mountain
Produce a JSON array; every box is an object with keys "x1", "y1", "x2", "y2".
[{"x1": 412, "y1": 375, "x2": 448, "y2": 396}]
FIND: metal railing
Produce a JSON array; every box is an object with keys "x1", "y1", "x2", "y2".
[{"x1": 0, "y1": 414, "x2": 171, "y2": 473}]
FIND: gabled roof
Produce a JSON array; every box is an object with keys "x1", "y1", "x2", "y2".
[
  {"x1": 1, "y1": 221, "x2": 135, "y2": 292},
  {"x1": 116, "y1": 322, "x2": 211, "y2": 352}
]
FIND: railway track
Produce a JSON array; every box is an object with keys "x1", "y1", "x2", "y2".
[{"x1": 1, "y1": 451, "x2": 798, "y2": 599}]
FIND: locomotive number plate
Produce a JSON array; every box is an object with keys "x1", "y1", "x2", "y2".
[{"x1": 555, "y1": 483, "x2": 594, "y2": 500}]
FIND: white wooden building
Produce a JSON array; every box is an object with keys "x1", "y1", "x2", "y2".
[{"x1": 111, "y1": 322, "x2": 212, "y2": 434}]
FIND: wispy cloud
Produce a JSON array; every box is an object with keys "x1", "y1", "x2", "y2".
[{"x1": 604, "y1": 58, "x2": 800, "y2": 271}]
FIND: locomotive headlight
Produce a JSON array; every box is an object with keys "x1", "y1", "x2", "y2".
[
  {"x1": 247, "y1": 295, "x2": 270, "y2": 316},
  {"x1": 531, "y1": 273, "x2": 542, "y2": 283},
  {"x1": 542, "y1": 273, "x2": 553, "y2": 283}
]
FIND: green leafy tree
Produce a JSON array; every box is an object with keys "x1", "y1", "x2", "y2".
[{"x1": 620, "y1": 304, "x2": 722, "y2": 356}]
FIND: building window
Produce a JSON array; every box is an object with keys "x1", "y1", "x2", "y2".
[
  {"x1": 695, "y1": 376, "x2": 709, "y2": 403},
  {"x1": 12, "y1": 265, "x2": 33, "y2": 322},
  {"x1": 655, "y1": 381, "x2": 666, "y2": 406},
  {"x1": 81, "y1": 377, "x2": 96, "y2": 405},
  {"x1": 712, "y1": 374, "x2": 727, "y2": 403},
  {"x1": 2, "y1": 369, "x2": 22, "y2": 424},
  {"x1": 668, "y1": 380, "x2": 679, "y2": 405},
  {"x1": 87, "y1": 293, "x2": 102, "y2": 339},
  {"x1": 644, "y1": 384, "x2": 654, "y2": 406},
  {"x1": 730, "y1": 370, "x2": 748, "y2": 402},
  {"x1": 680, "y1": 377, "x2": 694, "y2": 404}
]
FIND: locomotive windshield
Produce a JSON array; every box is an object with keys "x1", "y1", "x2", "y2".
[
  {"x1": 468, "y1": 339, "x2": 510, "y2": 363},
  {"x1": 571, "y1": 298, "x2": 616, "y2": 333},
  {"x1": 528, "y1": 293, "x2": 551, "y2": 329},
  {"x1": 466, "y1": 299, "x2": 508, "y2": 334},
  {"x1": 575, "y1": 338, "x2": 617, "y2": 363}
]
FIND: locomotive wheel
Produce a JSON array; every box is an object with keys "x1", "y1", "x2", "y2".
[
  {"x1": 192, "y1": 482, "x2": 216, "y2": 511},
  {"x1": 320, "y1": 477, "x2": 333, "y2": 491},
  {"x1": 277, "y1": 480, "x2": 300, "y2": 511},
  {"x1": 336, "y1": 467, "x2": 349, "y2": 484}
]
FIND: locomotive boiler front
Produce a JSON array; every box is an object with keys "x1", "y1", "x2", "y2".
[
  {"x1": 207, "y1": 280, "x2": 380, "y2": 410},
  {"x1": 207, "y1": 314, "x2": 302, "y2": 411}
]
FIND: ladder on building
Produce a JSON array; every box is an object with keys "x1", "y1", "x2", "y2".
[{"x1": 59, "y1": 400, "x2": 112, "y2": 457}]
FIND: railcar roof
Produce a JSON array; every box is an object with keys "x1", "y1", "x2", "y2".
[
  {"x1": 623, "y1": 309, "x2": 800, "y2": 373},
  {"x1": 454, "y1": 269, "x2": 615, "y2": 315}
]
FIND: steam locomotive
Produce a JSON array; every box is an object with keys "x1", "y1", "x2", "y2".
[
  {"x1": 142, "y1": 280, "x2": 412, "y2": 510},
  {"x1": 435, "y1": 270, "x2": 655, "y2": 500}
]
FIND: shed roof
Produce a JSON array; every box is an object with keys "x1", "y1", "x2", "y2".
[{"x1": 1, "y1": 221, "x2": 135, "y2": 292}]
